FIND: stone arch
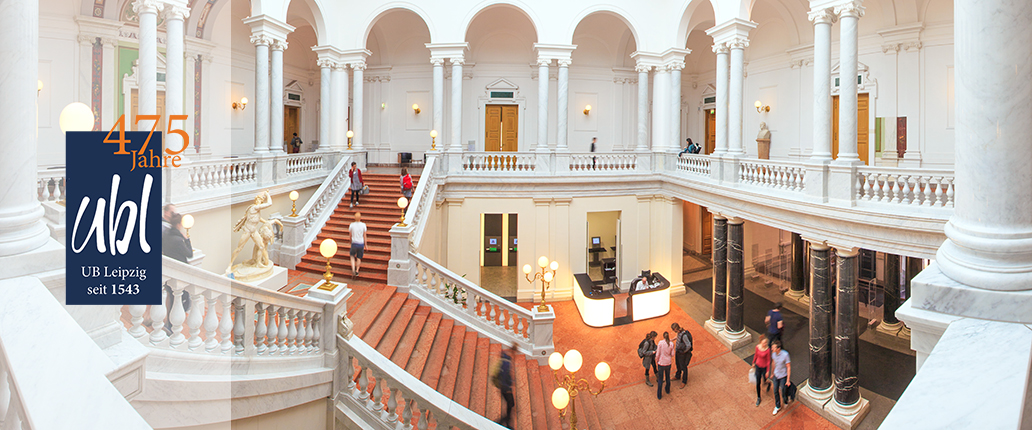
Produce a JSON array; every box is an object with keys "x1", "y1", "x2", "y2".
[
  {"x1": 565, "y1": 7, "x2": 641, "y2": 51},
  {"x1": 675, "y1": 0, "x2": 718, "y2": 48},
  {"x1": 359, "y1": 2, "x2": 436, "y2": 47},
  {"x1": 460, "y1": 0, "x2": 541, "y2": 43}
]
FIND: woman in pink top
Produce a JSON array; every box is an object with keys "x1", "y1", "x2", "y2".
[
  {"x1": 753, "y1": 337, "x2": 772, "y2": 406},
  {"x1": 655, "y1": 331, "x2": 676, "y2": 399}
]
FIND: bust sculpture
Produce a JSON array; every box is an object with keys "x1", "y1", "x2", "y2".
[
  {"x1": 757, "y1": 122, "x2": 771, "y2": 140},
  {"x1": 227, "y1": 190, "x2": 283, "y2": 281},
  {"x1": 756, "y1": 122, "x2": 772, "y2": 159}
]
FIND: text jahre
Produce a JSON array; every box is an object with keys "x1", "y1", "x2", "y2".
[
  {"x1": 130, "y1": 148, "x2": 181, "y2": 172},
  {"x1": 71, "y1": 173, "x2": 153, "y2": 255}
]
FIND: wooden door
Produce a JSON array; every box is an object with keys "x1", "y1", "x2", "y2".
[
  {"x1": 485, "y1": 105, "x2": 518, "y2": 152},
  {"x1": 701, "y1": 207, "x2": 713, "y2": 255},
  {"x1": 831, "y1": 93, "x2": 870, "y2": 165},
  {"x1": 130, "y1": 90, "x2": 166, "y2": 133},
  {"x1": 705, "y1": 109, "x2": 716, "y2": 154},
  {"x1": 284, "y1": 106, "x2": 300, "y2": 152},
  {"x1": 501, "y1": 106, "x2": 518, "y2": 151}
]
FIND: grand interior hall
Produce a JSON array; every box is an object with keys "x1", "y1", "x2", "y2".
[{"x1": 2, "y1": 0, "x2": 1030, "y2": 428}]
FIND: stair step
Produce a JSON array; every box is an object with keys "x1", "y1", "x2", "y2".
[
  {"x1": 513, "y1": 355, "x2": 533, "y2": 430},
  {"x1": 468, "y1": 337, "x2": 491, "y2": 415},
  {"x1": 485, "y1": 343, "x2": 503, "y2": 424},
  {"x1": 390, "y1": 305, "x2": 430, "y2": 368},
  {"x1": 417, "y1": 318, "x2": 455, "y2": 390},
  {"x1": 397, "y1": 309, "x2": 439, "y2": 371},
  {"x1": 450, "y1": 331, "x2": 480, "y2": 407},
  {"x1": 540, "y1": 366, "x2": 562, "y2": 429},
  {"x1": 350, "y1": 287, "x2": 396, "y2": 338},
  {"x1": 576, "y1": 383, "x2": 604, "y2": 430},
  {"x1": 376, "y1": 298, "x2": 420, "y2": 359},
  {"x1": 526, "y1": 364, "x2": 549, "y2": 430},
  {"x1": 434, "y1": 325, "x2": 468, "y2": 399},
  {"x1": 363, "y1": 293, "x2": 408, "y2": 348}
]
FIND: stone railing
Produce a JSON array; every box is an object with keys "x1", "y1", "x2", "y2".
[
  {"x1": 187, "y1": 156, "x2": 259, "y2": 191},
  {"x1": 569, "y1": 152, "x2": 637, "y2": 171},
  {"x1": 404, "y1": 155, "x2": 439, "y2": 251},
  {"x1": 675, "y1": 154, "x2": 711, "y2": 177},
  {"x1": 739, "y1": 159, "x2": 806, "y2": 192},
  {"x1": 408, "y1": 253, "x2": 554, "y2": 361},
  {"x1": 856, "y1": 166, "x2": 954, "y2": 208},
  {"x1": 37, "y1": 165, "x2": 66, "y2": 202},
  {"x1": 285, "y1": 153, "x2": 327, "y2": 176},
  {"x1": 277, "y1": 155, "x2": 353, "y2": 268},
  {"x1": 335, "y1": 323, "x2": 505, "y2": 430},
  {"x1": 0, "y1": 338, "x2": 32, "y2": 429},
  {"x1": 462, "y1": 152, "x2": 537, "y2": 173}
]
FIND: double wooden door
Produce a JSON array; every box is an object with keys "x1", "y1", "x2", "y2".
[
  {"x1": 285, "y1": 106, "x2": 300, "y2": 152},
  {"x1": 831, "y1": 93, "x2": 870, "y2": 165},
  {"x1": 130, "y1": 90, "x2": 166, "y2": 132},
  {"x1": 485, "y1": 105, "x2": 518, "y2": 152}
]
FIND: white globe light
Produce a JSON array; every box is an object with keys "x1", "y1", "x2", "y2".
[
  {"x1": 538, "y1": 256, "x2": 548, "y2": 268},
  {"x1": 543, "y1": 271, "x2": 554, "y2": 282},
  {"x1": 289, "y1": 190, "x2": 299, "y2": 201},
  {"x1": 548, "y1": 352, "x2": 563, "y2": 371},
  {"x1": 550, "y1": 260, "x2": 559, "y2": 271},
  {"x1": 551, "y1": 387, "x2": 570, "y2": 410},
  {"x1": 319, "y1": 239, "x2": 337, "y2": 258},
  {"x1": 430, "y1": 129, "x2": 438, "y2": 138},
  {"x1": 522, "y1": 264, "x2": 532, "y2": 275},
  {"x1": 398, "y1": 196, "x2": 408, "y2": 209},
  {"x1": 181, "y1": 214, "x2": 194, "y2": 229},
  {"x1": 563, "y1": 349, "x2": 582, "y2": 373},
  {"x1": 595, "y1": 362, "x2": 611, "y2": 382},
  {"x1": 59, "y1": 102, "x2": 95, "y2": 132}
]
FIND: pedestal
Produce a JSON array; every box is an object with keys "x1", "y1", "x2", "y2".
[
  {"x1": 0, "y1": 238, "x2": 63, "y2": 281},
  {"x1": 234, "y1": 265, "x2": 288, "y2": 290},
  {"x1": 797, "y1": 384, "x2": 870, "y2": 430},
  {"x1": 306, "y1": 279, "x2": 351, "y2": 303},
  {"x1": 703, "y1": 321, "x2": 753, "y2": 351},
  {"x1": 756, "y1": 138, "x2": 770, "y2": 159}
]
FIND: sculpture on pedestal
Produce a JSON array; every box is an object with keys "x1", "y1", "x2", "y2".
[
  {"x1": 756, "y1": 122, "x2": 771, "y2": 159},
  {"x1": 227, "y1": 190, "x2": 282, "y2": 281}
]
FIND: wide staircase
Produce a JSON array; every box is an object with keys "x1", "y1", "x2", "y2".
[
  {"x1": 297, "y1": 172, "x2": 416, "y2": 283},
  {"x1": 347, "y1": 284, "x2": 604, "y2": 430}
]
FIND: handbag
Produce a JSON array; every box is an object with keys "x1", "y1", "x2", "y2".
[
  {"x1": 748, "y1": 367, "x2": 756, "y2": 384},
  {"x1": 360, "y1": 185, "x2": 370, "y2": 195}
]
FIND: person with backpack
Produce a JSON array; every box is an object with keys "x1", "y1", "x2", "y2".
[
  {"x1": 672, "y1": 322, "x2": 693, "y2": 388},
  {"x1": 638, "y1": 331, "x2": 658, "y2": 386},
  {"x1": 492, "y1": 342, "x2": 516, "y2": 429},
  {"x1": 765, "y1": 302, "x2": 785, "y2": 345},
  {"x1": 400, "y1": 168, "x2": 414, "y2": 210},
  {"x1": 348, "y1": 162, "x2": 364, "y2": 208}
]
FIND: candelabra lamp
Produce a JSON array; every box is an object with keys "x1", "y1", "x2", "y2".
[
  {"x1": 346, "y1": 130, "x2": 354, "y2": 150},
  {"x1": 430, "y1": 129, "x2": 438, "y2": 151},
  {"x1": 523, "y1": 256, "x2": 558, "y2": 312},
  {"x1": 289, "y1": 190, "x2": 299, "y2": 216},
  {"x1": 318, "y1": 239, "x2": 337, "y2": 290},
  {"x1": 549, "y1": 349, "x2": 610, "y2": 430}
]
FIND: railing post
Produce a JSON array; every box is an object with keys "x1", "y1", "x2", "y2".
[
  {"x1": 255, "y1": 155, "x2": 276, "y2": 188},
  {"x1": 277, "y1": 215, "x2": 306, "y2": 269},
  {"x1": 721, "y1": 155, "x2": 741, "y2": 184},
  {"x1": 635, "y1": 151, "x2": 652, "y2": 173},
  {"x1": 388, "y1": 224, "x2": 416, "y2": 292},
  {"x1": 305, "y1": 279, "x2": 351, "y2": 368},
  {"x1": 554, "y1": 151, "x2": 570, "y2": 174},
  {"x1": 828, "y1": 161, "x2": 861, "y2": 205},
  {"x1": 804, "y1": 160, "x2": 831, "y2": 203},
  {"x1": 530, "y1": 305, "x2": 555, "y2": 364}
]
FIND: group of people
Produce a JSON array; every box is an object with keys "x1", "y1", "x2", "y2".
[
  {"x1": 343, "y1": 163, "x2": 415, "y2": 280},
  {"x1": 755, "y1": 302, "x2": 793, "y2": 415},
  {"x1": 638, "y1": 323, "x2": 694, "y2": 400}
]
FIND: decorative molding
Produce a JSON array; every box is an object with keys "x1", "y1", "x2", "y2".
[
  {"x1": 162, "y1": 2, "x2": 190, "y2": 21},
  {"x1": 728, "y1": 38, "x2": 750, "y2": 50},
  {"x1": 712, "y1": 43, "x2": 730, "y2": 55},
  {"x1": 430, "y1": 57, "x2": 445, "y2": 66},
  {"x1": 131, "y1": 0, "x2": 163, "y2": 15},
  {"x1": 316, "y1": 59, "x2": 335, "y2": 69},
  {"x1": 270, "y1": 39, "x2": 288, "y2": 51},
  {"x1": 834, "y1": 1, "x2": 865, "y2": 19},
  {"x1": 634, "y1": 64, "x2": 651, "y2": 73},
  {"x1": 808, "y1": 8, "x2": 837, "y2": 25},
  {"x1": 250, "y1": 34, "x2": 272, "y2": 47},
  {"x1": 351, "y1": 61, "x2": 366, "y2": 71},
  {"x1": 536, "y1": 58, "x2": 552, "y2": 67},
  {"x1": 450, "y1": 57, "x2": 464, "y2": 66},
  {"x1": 557, "y1": 59, "x2": 572, "y2": 68}
]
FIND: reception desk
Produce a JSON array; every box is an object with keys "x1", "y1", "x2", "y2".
[{"x1": 573, "y1": 272, "x2": 671, "y2": 327}]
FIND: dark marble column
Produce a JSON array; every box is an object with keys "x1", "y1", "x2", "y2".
[
  {"x1": 883, "y1": 253, "x2": 901, "y2": 325},
  {"x1": 834, "y1": 247, "x2": 861, "y2": 407},
  {"x1": 711, "y1": 215, "x2": 728, "y2": 325},
  {"x1": 789, "y1": 233, "x2": 805, "y2": 297},
  {"x1": 904, "y1": 257, "x2": 923, "y2": 301},
  {"x1": 726, "y1": 218, "x2": 745, "y2": 334},
  {"x1": 807, "y1": 240, "x2": 833, "y2": 394}
]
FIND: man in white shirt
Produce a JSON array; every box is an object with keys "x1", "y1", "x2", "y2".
[
  {"x1": 770, "y1": 340, "x2": 792, "y2": 415},
  {"x1": 349, "y1": 212, "x2": 367, "y2": 279}
]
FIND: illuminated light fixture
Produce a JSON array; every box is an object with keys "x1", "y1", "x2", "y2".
[
  {"x1": 318, "y1": 239, "x2": 338, "y2": 290},
  {"x1": 397, "y1": 197, "x2": 409, "y2": 226},
  {"x1": 59, "y1": 102, "x2": 95, "y2": 132},
  {"x1": 524, "y1": 256, "x2": 559, "y2": 312},
  {"x1": 429, "y1": 129, "x2": 438, "y2": 151},
  {"x1": 754, "y1": 100, "x2": 770, "y2": 113},
  {"x1": 381, "y1": 102, "x2": 386, "y2": 109},
  {"x1": 412, "y1": 103, "x2": 420, "y2": 114},
  {"x1": 583, "y1": 104, "x2": 591, "y2": 115},
  {"x1": 549, "y1": 349, "x2": 609, "y2": 430},
  {"x1": 181, "y1": 214, "x2": 194, "y2": 238},
  {"x1": 233, "y1": 97, "x2": 248, "y2": 110},
  {"x1": 37, "y1": 80, "x2": 43, "y2": 95},
  {"x1": 346, "y1": 130, "x2": 354, "y2": 150},
  {"x1": 289, "y1": 191, "x2": 299, "y2": 217}
]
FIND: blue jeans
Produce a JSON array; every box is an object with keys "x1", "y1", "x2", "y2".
[
  {"x1": 656, "y1": 365, "x2": 671, "y2": 399},
  {"x1": 773, "y1": 376, "x2": 787, "y2": 408}
]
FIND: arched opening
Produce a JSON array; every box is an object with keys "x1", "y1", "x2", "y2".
[{"x1": 569, "y1": 12, "x2": 638, "y2": 151}]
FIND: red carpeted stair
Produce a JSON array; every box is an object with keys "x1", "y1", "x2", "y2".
[
  {"x1": 297, "y1": 172, "x2": 417, "y2": 284},
  {"x1": 345, "y1": 283, "x2": 566, "y2": 430}
]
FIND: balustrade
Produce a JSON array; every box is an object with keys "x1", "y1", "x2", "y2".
[
  {"x1": 187, "y1": 158, "x2": 258, "y2": 191},
  {"x1": 676, "y1": 154, "x2": 711, "y2": 177},
  {"x1": 739, "y1": 160, "x2": 806, "y2": 192},
  {"x1": 856, "y1": 168, "x2": 954, "y2": 208},
  {"x1": 0, "y1": 341, "x2": 30, "y2": 430},
  {"x1": 285, "y1": 153, "x2": 326, "y2": 176},
  {"x1": 36, "y1": 167, "x2": 66, "y2": 203},
  {"x1": 569, "y1": 153, "x2": 636, "y2": 171},
  {"x1": 462, "y1": 152, "x2": 536, "y2": 172}
]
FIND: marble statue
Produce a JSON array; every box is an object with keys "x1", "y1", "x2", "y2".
[
  {"x1": 757, "y1": 122, "x2": 771, "y2": 140},
  {"x1": 227, "y1": 190, "x2": 282, "y2": 280}
]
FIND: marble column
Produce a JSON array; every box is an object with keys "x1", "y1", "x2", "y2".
[
  {"x1": 556, "y1": 59, "x2": 570, "y2": 151},
  {"x1": 788, "y1": 233, "x2": 806, "y2": 299},
  {"x1": 713, "y1": 44, "x2": 729, "y2": 154},
  {"x1": 834, "y1": 2, "x2": 864, "y2": 162},
  {"x1": 937, "y1": 0, "x2": 1032, "y2": 291},
  {"x1": 806, "y1": 240, "x2": 834, "y2": 399},
  {"x1": 331, "y1": 63, "x2": 348, "y2": 150},
  {"x1": 882, "y1": 253, "x2": 902, "y2": 327},
  {"x1": 134, "y1": 0, "x2": 160, "y2": 132},
  {"x1": 431, "y1": 58, "x2": 444, "y2": 139},
  {"x1": 669, "y1": 62, "x2": 683, "y2": 151},
  {"x1": 449, "y1": 57, "x2": 463, "y2": 151},
  {"x1": 0, "y1": 0, "x2": 49, "y2": 256},
  {"x1": 726, "y1": 218, "x2": 745, "y2": 334},
  {"x1": 317, "y1": 59, "x2": 332, "y2": 151},
  {"x1": 163, "y1": 3, "x2": 188, "y2": 155},
  {"x1": 905, "y1": 257, "x2": 922, "y2": 300},
  {"x1": 270, "y1": 40, "x2": 286, "y2": 153},
  {"x1": 651, "y1": 67, "x2": 669, "y2": 152},
  {"x1": 809, "y1": 8, "x2": 835, "y2": 161},
  {"x1": 708, "y1": 215, "x2": 728, "y2": 328},
  {"x1": 536, "y1": 58, "x2": 550, "y2": 151},
  {"x1": 251, "y1": 35, "x2": 271, "y2": 153},
  {"x1": 351, "y1": 61, "x2": 365, "y2": 151},
  {"x1": 727, "y1": 39, "x2": 747, "y2": 156},
  {"x1": 635, "y1": 64, "x2": 650, "y2": 151},
  {"x1": 833, "y1": 246, "x2": 862, "y2": 413}
]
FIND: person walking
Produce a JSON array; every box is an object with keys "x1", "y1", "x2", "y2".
[
  {"x1": 752, "y1": 337, "x2": 772, "y2": 406},
  {"x1": 770, "y1": 340, "x2": 792, "y2": 415},
  {"x1": 672, "y1": 323, "x2": 693, "y2": 388},
  {"x1": 348, "y1": 162, "x2": 364, "y2": 208},
  {"x1": 290, "y1": 132, "x2": 303, "y2": 153},
  {"x1": 655, "y1": 331, "x2": 675, "y2": 399},
  {"x1": 493, "y1": 342, "x2": 517, "y2": 429},
  {"x1": 765, "y1": 302, "x2": 785, "y2": 345},
  {"x1": 400, "y1": 168, "x2": 414, "y2": 202},
  {"x1": 348, "y1": 212, "x2": 367, "y2": 279},
  {"x1": 590, "y1": 137, "x2": 597, "y2": 169},
  {"x1": 638, "y1": 331, "x2": 658, "y2": 386}
]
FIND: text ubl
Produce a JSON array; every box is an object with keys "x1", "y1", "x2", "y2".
[{"x1": 71, "y1": 173, "x2": 154, "y2": 255}]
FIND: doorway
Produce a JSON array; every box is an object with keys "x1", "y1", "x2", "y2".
[
  {"x1": 130, "y1": 90, "x2": 166, "y2": 132},
  {"x1": 480, "y1": 213, "x2": 518, "y2": 300},
  {"x1": 285, "y1": 106, "x2": 300, "y2": 152},
  {"x1": 832, "y1": 93, "x2": 870, "y2": 164},
  {"x1": 704, "y1": 108, "x2": 716, "y2": 154},
  {"x1": 586, "y1": 211, "x2": 620, "y2": 288},
  {"x1": 485, "y1": 105, "x2": 518, "y2": 152}
]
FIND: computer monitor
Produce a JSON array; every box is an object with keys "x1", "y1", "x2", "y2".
[
  {"x1": 513, "y1": 238, "x2": 517, "y2": 245},
  {"x1": 489, "y1": 238, "x2": 497, "y2": 245},
  {"x1": 591, "y1": 237, "x2": 601, "y2": 246}
]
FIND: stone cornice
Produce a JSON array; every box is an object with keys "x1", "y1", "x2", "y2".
[
  {"x1": 706, "y1": 18, "x2": 757, "y2": 47},
  {"x1": 242, "y1": 14, "x2": 295, "y2": 43}
]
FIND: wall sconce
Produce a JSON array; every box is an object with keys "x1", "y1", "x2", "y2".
[
  {"x1": 430, "y1": 129, "x2": 438, "y2": 151},
  {"x1": 318, "y1": 238, "x2": 338, "y2": 290},
  {"x1": 412, "y1": 103, "x2": 421, "y2": 114},
  {"x1": 181, "y1": 214, "x2": 194, "y2": 238},
  {"x1": 346, "y1": 130, "x2": 354, "y2": 150},
  {"x1": 754, "y1": 100, "x2": 770, "y2": 113},
  {"x1": 396, "y1": 197, "x2": 408, "y2": 226},
  {"x1": 37, "y1": 80, "x2": 43, "y2": 96},
  {"x1": 233, "y1": 97, "x2": 248, "y2": 110},
  {"x1": 381, "y1": 102, "x2": 386, "y2": 109},
  {"x1": 59, "y1": 102, "x2": 95, "y2": 132},
  {"x1": 289, "y1": 191, "x2": 299, "y2": 217},
  {"x1": 583, "y1": 104, "x2": 591, "y2": 115}
]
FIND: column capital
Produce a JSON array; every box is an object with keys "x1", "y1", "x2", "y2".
[
  {"x1": 634, "y1": 63, "x2": 652, "y2": 73},
  {"x1": 727, "y1": 216, "x2": 745, "y2": 225},
  {"x1": 727, "y1": 37, "x2": 750, "y2": 50},
  {"x1": 250, "y1": 34, "x2": 273, "y2": 47},
  {"x1": 425, "y1": 42, "x2": 469, "y2": 60},
  {"x1": 802, "y1": 236, "x2": 831, "y2": 251},
  {"x1": 270, "y1": 39, "x2": 288, "y2": 51},
  {"x1": 242, "y1": 14, "x2": 295, "y2": 44},
  {"x1": 351, "y1": 61, "x2": 366, "y2": 71},
  {"x1": 536, "y1": 58, "x2": 552, "y2": 67},
  {"x1": 101, "y1": 36, "x2": 119, "y2": 47},
  {"x1": 706, "y1": 18, "x2": 757, "y2": 47},
  {"x1": 833, "y1": 246, "x2": 860, "y2": 258},
  {"x1": 712, "y1": 42, "x2": 730, "y2": 55},
  {"x1": 131, "y1": 0, "x2": 163, "y2": 15},
  {"x1": 664, "y1": 61, "x2": 685, "y2": 72},
  {"x1": 430, "y1": 57, "x2": 446, "y2": 66},
  {"x1": 557, "y1": 58, "x2": 572, "y2": 68},
  {"x1": 77, "y1": 34, "x2": 97, "y2": 46},
  {"x1": 161, "y1": 1, "x2": 190, "y2": 21},
  {"x1": 834, "y1": 1, "x2": 865, "y2": 19},
  {"x1": 450, "y1": 57, "x2": 465, "y2": 66},
  {"x1": 332, "y1": 62, "x2": 348, "y2": 72},
  {"x1": 808, "y1": 8, "x2": 838, "y2": 25},
  {"x1": 317, "y1": 58, "x2": 336, "y2": 69}
]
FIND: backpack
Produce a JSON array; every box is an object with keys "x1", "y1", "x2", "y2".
[
  {"x1": 637, "y1": 338, "x2": 648, "y2": 358},
  {"x1": 490, "y1": 356, "x2": 509, "y2": 388},
  {"x1": 402, "y1": 175, "x2": 413, "y2": 190},
  {"x1": 677, "y1": 330, "x2": 693, "y2": 353}
]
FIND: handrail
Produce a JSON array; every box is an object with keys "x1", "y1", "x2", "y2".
[
  {"x1": 299, "y1": 155, "x2": 352, "y2": 247},
  {"x1": 0, "y1": 336, "x2": 34, "y2": 429},
  {"x1": 404, "y1": 155, "x2": 439, "y2": 251}
]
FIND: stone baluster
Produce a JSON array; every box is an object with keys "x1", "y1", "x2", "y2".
[
  {"x1": 305, "y1": 312, "x2": 315, "y2": 353},
  {"x1": 266, "y1": 306, "x2": 279, "y2": 354},
  {"x1": 489, "y1": 301, "x2": 498, "y2": 326},
  {"x1": 417, "y1": 407, "x2": 428, "y2": 430},
  {"x1": 855, "y1": 173, "x2": 864, "y2": 200},
  {"x1": 286, "y1": 309, "x2": 298, "y2": 354},
  {"x1": 901, "y1": 175, "x2": 913, "y2": 204},
  {"x1": 880, "y1": 175, "x2": 891, "y2": 203},
  {"x1": 517, "y1": 317, "x2": 525, "y2": 338},
  {"x1": 277, "y1": 306, "x2": 289, "y2": 354},
  {"x1": 168, "y1": 281, "x2": 187, "y2": 348},
  {"x1": 128, "y1": 304, "x2": 148, "y2": 338},
  {"x1": 507, "y1": 311, "x2": 516, "y2": 334},
  {"x1": 863, "y1": 173, "x2": 874, "y2": 200},
  {"x1": 311, "y1": 314, "x2": 321, "y2": 352},
  {"x1": 186, "y1": 286, "x2": 204, "y2": 350},
  {"x1": 255, "y1": 303, "x2": 268, "y2": 355},
  {"x1": 203, "y1": 292, "x2": 220, "y2": 352},
  {"x1": 934, "y1": 177, "x2": 945, "y2": 207},
  {"x1": 149, "y1": 288, "x2": 168, "y2": 345},
  {"x1": 890, "y1": 176, "x2": 901, "y2": 204},
  {"x1": 366, "y1": 371, "x2": 380, "y2": 411},
  {"x1": 233, "y1": 298, "x2": 245, "y2": 354},
  {"x1": 351, "y1": 363, "x2": 363, "y2": 399},
  {"x1": 382, "y1": 382, "x2": 395, "y2": 423},
  {"x1": 219, "y1": 294, "x2": 235, "y2": 353},
  {"x1": 401, "y1": 398, "x2": 414, "y2": 430},
  {"x1": 922, "y1": 177, "x2": 934, "y2": 207},
  {"x1": 945, "y1": 178, "x2": 954, "y2": 207}
]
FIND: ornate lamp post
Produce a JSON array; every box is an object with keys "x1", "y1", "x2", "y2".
[
  {"x1": 318, "y1": 238, "x2": 337, "y2": 290},
  {"x1": 523, "y1": 256, "x2": 558, "y2": 312},
  {"x1": 289, "y1": 190, "x2": 299, "y2": 216},
  {"x1": 549, "y1": 349, "x2": 610, "y2": 430},
  {"x1": 346, "y1": 130, "x2": 354, "y2": 150}
]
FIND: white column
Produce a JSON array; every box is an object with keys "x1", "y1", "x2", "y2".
[
  {"x1": 431, "y1": 58, "x2": 444, "y2": 138},
  {"x1": 0, "y1": 0, "x2": 49, "y2": 256},
  {"x1": 536, "y1": 58, "x2": 550, "y2": 151},
  {"x1": 270, "y1": 40, "x2": 286, "y2": 153},
  {"x1": 134, "y1": 0, "x2": 160, "y2": 131},
  {"x1": 251, "y1": 35, "x2": 271, "y2": 153},
  {"x1": 727, "y1": 39, "x2": 747, "y2": 155},
  {"x1": 317, "y1": 60, "x2": 332, "y2": 151},
  {"x1": 834, "y1": 3, "x2": 863, "y2": 162},
  {"x1": 635, "y1": 64, "x2": 650, "y2": 151},
  {"x1": 100, "y1": 37, "x2": 118, "y2": 128},
  {"x1": 937, "y1": 0, "x2": 1032, "y2": 291},
  {"x1": 651, "y1": 66, "x2": 668, "y2": 152},
  {"x1": 351, "y1": 61, "x2": 365, "y2": 151},
  {"x1": 713, "y1": 44, "x2": 729, "y2": 154},
  {"x1": 556, "y1": 59, "x2": 571, "y2": 151},
  {"x1": 809, "y1": 9, "x2": 835, "y2": 161},
  {"x1": 449, "y1": 57, "x2": 463, "y2": 151},
  {"x1": 332, "y1": 63, "x2": 348, "y2": 150},
  {"x1": 197, "y1": 54, "x2": 213, "y2": 156},
  {"x1": 669, "y1": 62, "x2": 683, "y2": 152},
  {"x1": 163, "y1": 3, "x2": 189, "y2": 155}
]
